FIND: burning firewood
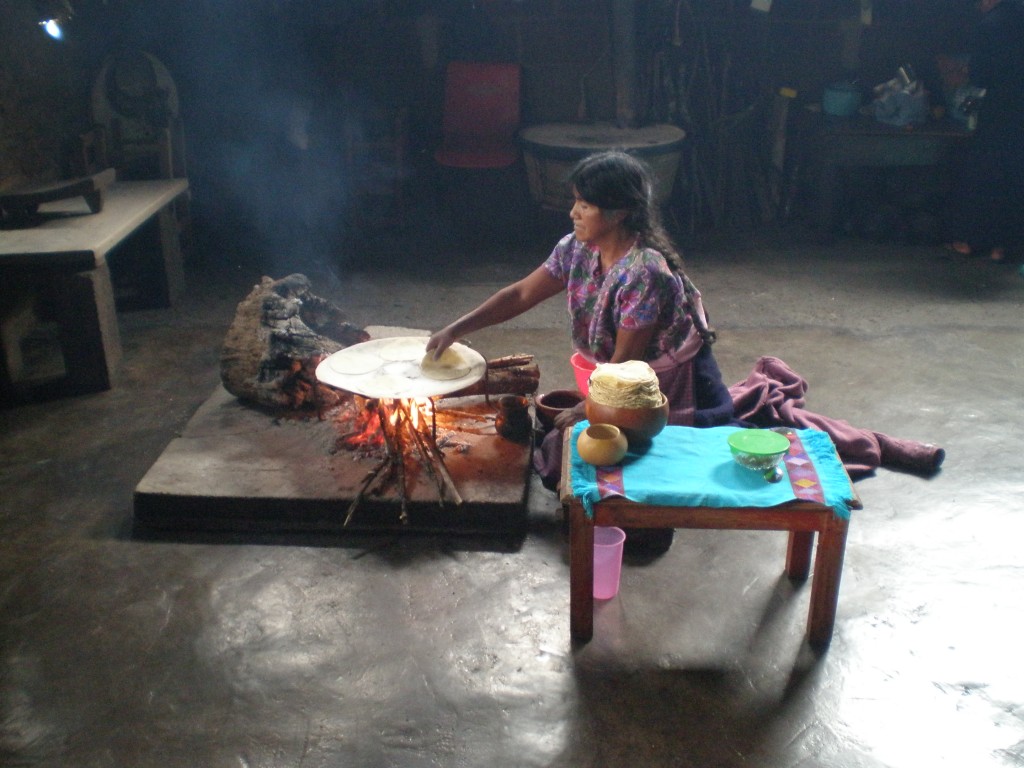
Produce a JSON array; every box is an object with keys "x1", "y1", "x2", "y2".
[{"x1": 341, "y1": 397, "x2": 464, "y2": 527}]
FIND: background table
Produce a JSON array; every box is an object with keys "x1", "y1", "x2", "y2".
[
  {"x1": 798, "y1": 113, "x2": 970, "y2": 236},
  {"x1": 0, "y1": 178, "x2": 188, "y2": 401}
]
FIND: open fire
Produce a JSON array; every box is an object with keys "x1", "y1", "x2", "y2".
[
  {"x1": 318, "y1": 349, "x2": 540, "y2": 528},
  {"x1": 336, "y1": 395, "x2": 475, "y2": 526}
]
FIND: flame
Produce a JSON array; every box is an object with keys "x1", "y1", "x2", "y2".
[
  {"x1": 341, "y1": 396, "x2": 434, "y2": 451},
  {"x1": 342, "y1": 399, "x2": 383, "y2": 449}
]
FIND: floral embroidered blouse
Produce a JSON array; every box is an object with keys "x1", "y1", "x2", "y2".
[{"x1": 542, "y1": 234, "x2": 694, "y2": 362}]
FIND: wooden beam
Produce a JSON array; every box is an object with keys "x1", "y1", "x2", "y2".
[{"x1": 611, "y1": 0, "x2": 636, "y2": 127}]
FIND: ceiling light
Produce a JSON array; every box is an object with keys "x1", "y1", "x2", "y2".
[{"x1": 36, "y1": 0, "x2": 74, "y2": 40}]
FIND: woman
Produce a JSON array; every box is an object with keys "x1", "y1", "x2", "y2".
[
  {"x1": 429, "y1": 149, "x2": 731, "y2": 419},
  {"x1": 427, "y1": 151, "x2": 734, "y2": 548},
  {"x1": 943, "y1": 0, "x2": 1024, "y2": 264}
]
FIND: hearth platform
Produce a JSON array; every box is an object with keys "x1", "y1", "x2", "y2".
[{"x1": 133, "y1": 385, "x2": 532, "y2": 539}]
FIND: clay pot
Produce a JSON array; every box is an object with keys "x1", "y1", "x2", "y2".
[
  {"x1": 495, "y1": 394, "x2": 531, "y2": 442},
  {"x1": 535, "y1": 389, "x2": 585, "y2": 431},
  {"x1": 576, "y1": 423, "x2": 629, "y2": 466},
  {"x1": 585, "y1": 393, "x2": 670, "y2": 444}
]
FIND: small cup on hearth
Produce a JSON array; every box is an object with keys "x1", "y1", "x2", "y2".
[{"x1": 495, "y1": 394, "x2": 532, "y2": 442}]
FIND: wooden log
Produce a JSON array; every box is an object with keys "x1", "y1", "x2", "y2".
[
  {"x1": 447, "y1": 359, "x2": 539, "y2": 398},
  {"x1": 344, "y1": 457, "x2": 390, "y2": 526},
  {"x1": 411, "y1": 422, "x2": 464, "y2": 506},
  {"x1": 485, "y1": 353, "x2": 535, "y2": 370}
]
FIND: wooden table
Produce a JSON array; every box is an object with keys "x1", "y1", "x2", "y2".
[
  {"x1": 801, "y1": 113, "x2": 971, "y2": 235},
  {"x1": 0, "y1": 178, "x2": 188, "y2": 401},
  {"x1": 560, "y1": 427, "x2": 859, "y2": 651}
]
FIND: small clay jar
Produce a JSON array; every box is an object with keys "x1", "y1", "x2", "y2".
[
  {"x1": 584, "y1": 392, "x2": 670, "y2": 444},
  {"x1": 495, "y1": 395, "x2": 531, "y2": 442},
  {"x1": 576, "y1": 423, "x2": 629, "y2": 466}
]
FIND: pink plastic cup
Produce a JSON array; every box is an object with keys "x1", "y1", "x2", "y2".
[
  {"x1": 593, "y1": 526, "x2": 627, "y2": 599},
  {"x1": 571, "y1": 352, "x2": 596, "y2": 396}
]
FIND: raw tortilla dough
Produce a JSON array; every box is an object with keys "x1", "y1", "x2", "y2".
[
  {"x1": 328, "y1": 350, "x2": 381, "y2": 376},
  {"x1": 420, "y1": 347, "x2": 471, "y2": 380},
  {"x1": 377, "y1": 337, "x2": 429, "y2": 362}
]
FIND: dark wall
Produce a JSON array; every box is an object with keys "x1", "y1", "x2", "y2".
[
  {"x1": 0, "y1": 0, "x2": 93, "y2": 184},
  {"x1": 1, "y1": 0, "x2": 976, "y2": 236}
]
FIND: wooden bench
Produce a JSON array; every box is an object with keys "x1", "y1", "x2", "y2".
[
  {"x1": 0, "y1": 177, "x2": 188, "y2": 402},
  {"x1": 560, "y1": 427, "x2": 860, "y2": 651}
]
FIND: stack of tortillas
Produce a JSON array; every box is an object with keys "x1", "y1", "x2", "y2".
[{"x1": 588, "y1": 360, "x2": 663, "y2": 408}]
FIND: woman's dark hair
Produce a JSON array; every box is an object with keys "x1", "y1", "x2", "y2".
[
  {"x1": 569, "y1": 150, "x2": 684, "y2": 272},
  {"x1": 570, "y1": 150, "x2": 717, "y2": 344}
]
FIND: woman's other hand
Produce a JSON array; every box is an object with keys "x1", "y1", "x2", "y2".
[{"x1": 553, "y1": 400, "x2": 587, "y2": 430}]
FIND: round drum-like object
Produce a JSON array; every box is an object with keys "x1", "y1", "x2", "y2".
[
  {"x1": 315, "y1": 337, "x2": 486, "y2": 400},
  {"x1": 519, "y1": 122, "x2": 686, "y2": 210}
]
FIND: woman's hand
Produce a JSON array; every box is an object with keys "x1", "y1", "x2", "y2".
[
  {"x1": 426, "y1": 267, "x2": 563, "y2": 361},
  {"x1": 553, "y1": 400, "x2": 587, "y2": 430},
  {"x1": 425, "y1": 327, "x2": 458, "y2": 360}
]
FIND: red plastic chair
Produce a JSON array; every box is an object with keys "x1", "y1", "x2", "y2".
[{"x1": 434, "y1": 61, "x2": 521, "y2": 170}]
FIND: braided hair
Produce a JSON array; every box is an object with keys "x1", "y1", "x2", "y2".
[{"x1": 569, "y1": 150, "x2": 716, "y2": 344}]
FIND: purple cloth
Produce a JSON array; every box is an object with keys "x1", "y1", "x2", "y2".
[{"x1": 728, "y1": 356, "x2": 944, "y2": 477}]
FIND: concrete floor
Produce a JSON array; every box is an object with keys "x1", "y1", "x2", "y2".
[{"x1": 2, "y1": 203, "x2": 1023, "y2": 767}]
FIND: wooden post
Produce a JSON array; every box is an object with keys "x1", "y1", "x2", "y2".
[
  {"x1": 807, "y1": 515, "x2": 849, "y2": 650},
  {"x1": 611, "y1": 0, "x2": 636, "y2": 128},
  {"x1": 569, "y1": 501, "x2": 596, "y2": 642},
  {"x1": 785, "y1": 530, "x2": 815, "y2": 580}
]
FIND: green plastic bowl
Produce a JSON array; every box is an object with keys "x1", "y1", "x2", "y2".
[{"x1": 727, "y1": 429, "x2": 791, "y2": 471}]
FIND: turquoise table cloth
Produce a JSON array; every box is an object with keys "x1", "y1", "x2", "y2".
[{"x1": 568, "y1": 424, "x2": 855, "y2": 519}]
